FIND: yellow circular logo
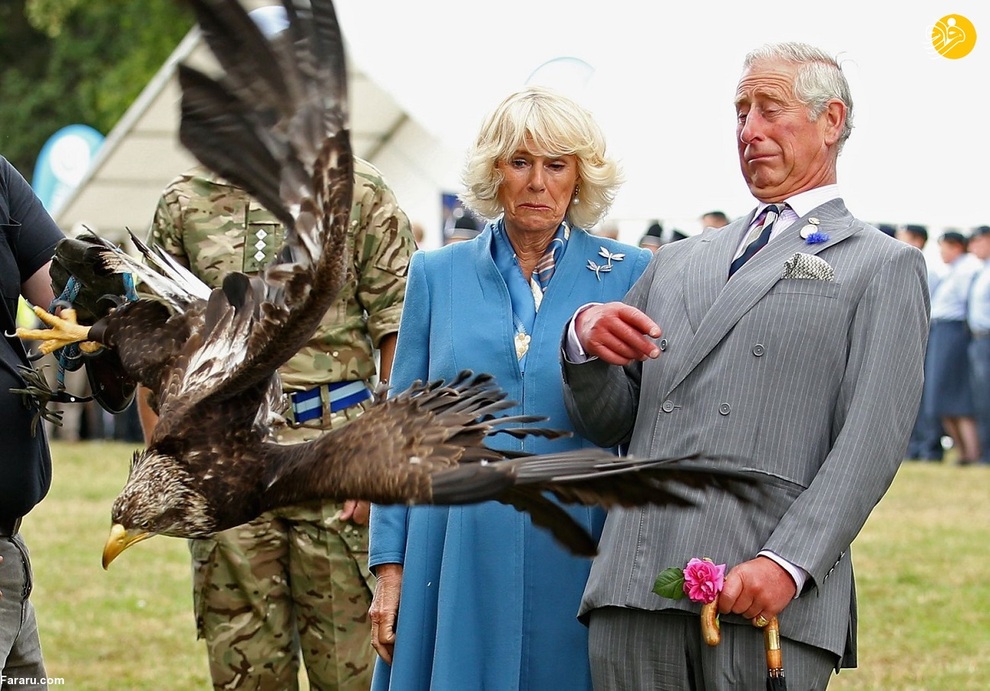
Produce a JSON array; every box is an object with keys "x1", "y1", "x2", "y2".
[{"x1": 932, "y1": 14, "x2": 977, "y2": 59}]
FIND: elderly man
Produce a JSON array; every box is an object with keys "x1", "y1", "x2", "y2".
[{"x1": 562, "y1": 43, "x2": 929, "y2": 689}]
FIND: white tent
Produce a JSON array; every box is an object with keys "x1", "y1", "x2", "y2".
[{"x1": 52, "y1": 18, "x2": 464, "y2": 249}]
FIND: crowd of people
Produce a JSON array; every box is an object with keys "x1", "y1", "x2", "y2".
[
  {"x1": 900, "y1": 225, "x2": 990, "y2": 466},
  {"x1": 3, "y1": 27, "x2": 985, "y2": 691}
]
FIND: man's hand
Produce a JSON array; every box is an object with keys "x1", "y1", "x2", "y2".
[
  {"x1": 717, "y1": 556, "x2": 797, "y2": 624},
  {"x1": 575, "y1": 302, "x2": 662, "y2": 365},
  {"x1": 369, "y1": 563, "x2": 402, "y2": 664},
  {"x1": 339, "y1": 499, "x2": 370, "y2": 526}
]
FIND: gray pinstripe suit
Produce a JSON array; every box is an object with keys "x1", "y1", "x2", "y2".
[{"x1": 562, "y1": 198, "x2": 929, "y2": 669}]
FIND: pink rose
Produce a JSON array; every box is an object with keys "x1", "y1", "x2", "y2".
[{"x1": 682, "y1": 558, "x2": 726, "y2": 604}]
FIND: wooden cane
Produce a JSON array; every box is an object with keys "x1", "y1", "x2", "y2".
[{"x1": 763, "y1": 615, "x2": 785, "y2": 684}]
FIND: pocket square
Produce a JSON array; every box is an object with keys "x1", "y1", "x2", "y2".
[{"x1": 782, "y1": 252, "x2": 834, "y2": 281}]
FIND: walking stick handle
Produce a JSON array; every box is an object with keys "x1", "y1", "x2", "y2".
[{"x1": 700, "y1": 601, "x2": 721, "y2": 646}]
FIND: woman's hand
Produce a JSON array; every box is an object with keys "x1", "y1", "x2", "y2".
[{"x1": 369, "y1": 563, "x2": 403, "y2": 664}]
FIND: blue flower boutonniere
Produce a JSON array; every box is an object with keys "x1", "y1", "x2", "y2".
[
  {"x1": 587, "y1": 247, "x2": 625, "y2": 281},
  {"x1": 799, "y1": 218, "x2": 829, "y2": 245}
]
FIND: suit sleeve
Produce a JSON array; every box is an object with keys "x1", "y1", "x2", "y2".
[
  {"x1": 561, "y1": 251, "x2": 655, "y2": 447},
  {"x1": 368, "y1": 251, "x2": 431, "y2": 570},
  {"x1": 764, "y1": 246, "x2": 930, "y2": 590}
]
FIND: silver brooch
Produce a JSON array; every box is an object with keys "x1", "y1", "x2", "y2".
[{"x1": 587, "y1": 247, "x2": 625, "y2": 281}]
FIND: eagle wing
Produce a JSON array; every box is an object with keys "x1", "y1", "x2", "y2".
[
  {"x1": 427, "y1": 452, "x2": 759, "y2": 556},
  {"x1": 258, "y1": 372, "x2": 759, "y2": 556},
  {"x1": 156, "y1": 0, "x2": 353, "y2": 421},
  {"x1": 259, "y1": 372, "x2": 568, "y2": 508}
]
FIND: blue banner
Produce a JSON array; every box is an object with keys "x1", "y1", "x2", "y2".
[{"x1": 32, "y1": 124, "x2": 104, "y2": 212}]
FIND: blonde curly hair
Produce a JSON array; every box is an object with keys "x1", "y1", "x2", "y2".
[{"x1": 459, "y1": 86, "x2": 622, "y2": 230}]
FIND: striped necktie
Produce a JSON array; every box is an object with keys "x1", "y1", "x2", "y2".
[{"x1": 729, "y1": 204, "x2": 782, "y2": 277}]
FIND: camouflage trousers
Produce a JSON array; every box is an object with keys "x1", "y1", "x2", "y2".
[{"x1": 189, "y1": 399, "x2": 376, "y2": 691}]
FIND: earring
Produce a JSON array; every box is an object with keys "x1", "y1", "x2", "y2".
[{"x1": 572, "y1": 185, "x2": 580, "y2": 205}]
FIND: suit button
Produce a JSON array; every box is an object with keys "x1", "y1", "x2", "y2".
[
  {"x1": 661, "y1": 400, "x2": 675, "y2": 413},
  {"x1": 718, "y1": 403, "x2": 731, "y2": 415},
  {"x1": 659, "y1": 338, "x2": 669, "y2": 351},
  {"x1": 752, "y1": 344, "x2": 765, "y2": 356}
]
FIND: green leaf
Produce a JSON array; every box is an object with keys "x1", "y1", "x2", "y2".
[{"x1": 652, "y1": 567, "x2": 686, "y2": 600}]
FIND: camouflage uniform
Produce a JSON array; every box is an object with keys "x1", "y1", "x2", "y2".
[{"x1": 148, "y1": 158, "x2": 414, "y2": 690}]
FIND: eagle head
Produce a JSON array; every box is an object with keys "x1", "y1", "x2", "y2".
[{"x1": 102, "y1": 448, "x2": 213, "y2": 568}]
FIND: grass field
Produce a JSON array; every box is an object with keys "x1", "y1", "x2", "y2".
[{"x1": 20, "y1": 441, "x2": 990, "y2": 689}]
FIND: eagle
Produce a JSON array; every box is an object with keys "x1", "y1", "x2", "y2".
[{"x1": 18, "y1": 0, "x2": 757, "y2": 567}]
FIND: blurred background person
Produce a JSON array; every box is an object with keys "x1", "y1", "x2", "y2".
[
  {"x1": 966, "y1": 225, "x2": 990, "y2": 465},
  {"x1": 896, "y1": 223, "x2": 931, "y2": 254},
  {"x1": 410, "y1": 221, "x2": 426, "y2": 248},
  {"x1": 443, "y1": 212, "x2": 482, "y2": 245},
  {"x1": 368, "y1": 85, "x2": 652, "y2": 691},
  {"x1": 638, "y1": 220, "x2": 664, "y2": 251},
  {"x1": 700, "y1": 209, "x2": 730, "y2": 229},
  {"x1": 897, "y1": 223, "x2": 945, "y2": 462},
  {"x1": 638, "y1": 220, "x2": 686, "y2": 252},
  {"x1": 927, "y1": 230, "x2": 982, "y2": 464}
]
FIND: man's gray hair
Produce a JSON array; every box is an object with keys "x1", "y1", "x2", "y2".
[{"x1": 744, "y1": 42, "x2": 854, "y2": 152}]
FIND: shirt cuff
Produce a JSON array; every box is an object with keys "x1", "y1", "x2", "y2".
[
  {"x1": 563, "y1": 303, "x2": 602, "y2": 363},
  {"x1": 758, "y1": 550, "x2": 808, "y2": 598}
]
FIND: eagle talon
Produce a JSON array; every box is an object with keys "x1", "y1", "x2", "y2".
[{"x1": 16, "y1": 305, "x2": 100, "y2": 355}]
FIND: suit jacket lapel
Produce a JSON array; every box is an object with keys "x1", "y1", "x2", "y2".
[
  {"x1": 683, "y1": 211, "x2": 758, "y2": 333},
  {"x1": 667, "y1": 199, "x2": 857, "y2": 395}
]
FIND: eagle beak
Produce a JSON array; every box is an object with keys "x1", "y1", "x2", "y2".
[{"x1": 102, "y1": 523, "x2": 153, "y2": 569}]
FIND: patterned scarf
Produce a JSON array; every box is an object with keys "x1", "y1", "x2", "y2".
[{"x1": 491, "y1": 219, "x2": 570, "y2": 361}]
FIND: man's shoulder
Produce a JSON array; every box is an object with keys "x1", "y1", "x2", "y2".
[
  {"x1": 163, "y1": 167, "x2": 255, "y2": 231},
  {"x1": 164, "y1": 167, "x2": 245, "y2": 204},
  {"x1": 352, "y1": 157, "x2": 390, "y2": 192}
]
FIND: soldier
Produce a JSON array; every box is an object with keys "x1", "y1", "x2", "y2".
[{"x1": 138, "y1": 156, "x2": 414, "y2": 690}]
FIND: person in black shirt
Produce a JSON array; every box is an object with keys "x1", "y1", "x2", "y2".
[{"x1": 0, "y1": 155, "x2": 64, "y2": 688}]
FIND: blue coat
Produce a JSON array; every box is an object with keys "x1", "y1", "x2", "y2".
[{"x1": 369, "y1": 224, "x2": 651, "y2": 691}]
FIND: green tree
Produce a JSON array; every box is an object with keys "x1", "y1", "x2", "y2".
[{"x1": 0, "y1": 0, "x2": 192, "y2": 178}]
